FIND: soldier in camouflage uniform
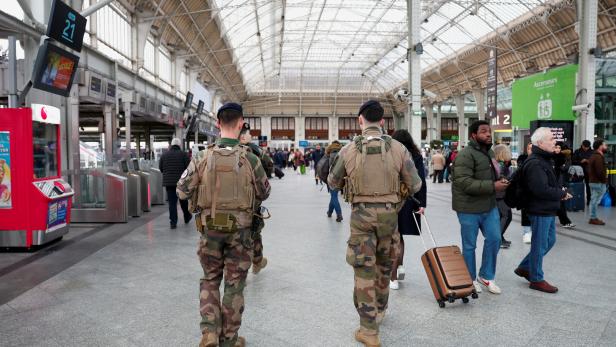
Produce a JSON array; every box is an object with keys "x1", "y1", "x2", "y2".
[
  {"x1": 177, "y1": 103, "x2": 271, "y2": 347},
  {"x1": 328, "y1": 100, "x2": 422, "y2": 347},
  {"x1": 239, "y1": 122, "x2": 271, "y2": 274}
]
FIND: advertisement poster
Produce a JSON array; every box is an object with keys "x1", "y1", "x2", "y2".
[
  {"x1": 47, "y1": 198, "x2": 69, "y2": 229},
  {"x1": 486, "y1": 48, "x2": 498, "y2": 119},
  {"x1": 0, "y1": 132, "x2": 11, "y2": 208},
  {"x1": 512, "y1": 64, "x2": 578, "y2": 128},
  {"x1": 40, "y1": 51, "x2": 76, "y2": 90}
]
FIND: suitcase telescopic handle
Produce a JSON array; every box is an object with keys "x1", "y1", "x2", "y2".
[{"x1": 412, "y1": 212, "x2": 438, "y2": 251}]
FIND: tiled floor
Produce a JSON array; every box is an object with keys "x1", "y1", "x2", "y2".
[{"x1": 0, "y1": 168, "x2": 614, "y2": 346}]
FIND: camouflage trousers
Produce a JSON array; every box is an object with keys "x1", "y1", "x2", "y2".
[
  {"x1": 346, "y1": 204, "x2": 399, "y2": 334},
  {"x1": 252, "y1": 229, "x2": 264, "y2": 266},
  {"x1": 198, "y1": 228, "x2": 253, "y2": 347}
]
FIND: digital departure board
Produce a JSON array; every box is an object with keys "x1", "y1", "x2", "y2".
[
  {"x1": 184, "y1": 92, "x2": 194, "y2": 110},
  {"x1": 197, "y1": 100, "x2": 204, "y2": 114},
  {"x1": 46, "y1": 0, "x2": 87, "y2": 52}
]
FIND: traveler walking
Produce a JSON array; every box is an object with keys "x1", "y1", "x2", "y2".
[
  {"x1": 494, "y1": 144, "x2": 513, "y2": 249},
  {"x1": 239, "y1": 122, "x2": 272, "y2": 274},
  {"x1": 588, "y1": 139, "x2": 609, "y2": 225},
  {"x1": 572, "y1": 140, "x2": 594, "y2": 205},
  {"x1": 313, "y1": 145, "x2": 324, "y2": 185},
  {"x1": 431, "y1": 150, "x2": 446, "y2": 183},
  {"x1": 553, "y1": 143, "x2": 575, "y2": 228},
  {"x1": 389, "y1": 129, "x2": 427, "y2": 290},
  {"x1": 451, "y1": 120, "x2": 506, "y2": 295},
  {"x1": 515, "y1": 127, "x2": 571, "y2": 294},
  {"x1": 517, "y1": 142, "x2": 533, "y2": 243},
  {"x1": 159, "y1": 138, "x2": 191, "y2": 229},
  {"x1": 328, "y1": 100, "x2": 421, "y2": 347},
  {"x1": 321, "y1": 141, "x2": 343, "y2": 222},
  {"x1": 176, "y1": 102, "x2": 271, "y2": 347}
]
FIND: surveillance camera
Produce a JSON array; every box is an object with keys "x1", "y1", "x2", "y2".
[
  {"x1": 395, "y1": 89, "x2": 409, "y2": 101},
  {"x1": 423, "y1": 89, "x2": 437, "y2": 99},
  {"x1": 572, "y1": 103, "x2": 592, "y2": 112}
]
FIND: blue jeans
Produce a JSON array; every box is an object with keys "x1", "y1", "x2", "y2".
[
  {"x1": 328, "y1": 189, "x2": 342, "y2": 217},
  {"x1": 457, "y1": 207, "x2": 501, "y2": 281},
  {"x1": 518, "y1": 215, "x2": 556, "y2": 282},
  {"x1": 589, "y1": 183, "x2": 607, "y2": 219}
]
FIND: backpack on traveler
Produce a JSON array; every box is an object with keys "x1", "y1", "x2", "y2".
[
  {"x1": 504, "y1": 160, "x2": 531, "y2": 210},
  {"x1": 316, "y1": 150, "x2": 339, "y2": 184}
]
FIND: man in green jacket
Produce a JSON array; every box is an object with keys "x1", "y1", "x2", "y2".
[{"x1": 452, "y1": 120, "x2": 509, "y2": 295}]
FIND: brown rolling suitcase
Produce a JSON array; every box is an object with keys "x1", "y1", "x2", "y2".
[{"x1": 413, "y1": 213, "x2": 478, "y2": 308}]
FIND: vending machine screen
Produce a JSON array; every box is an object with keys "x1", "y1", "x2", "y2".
[{"x1": 33, "y1": 122, "x2": 58, "y2": 179}]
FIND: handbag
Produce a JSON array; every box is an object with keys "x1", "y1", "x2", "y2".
[{"x1": 600, "y1": 189, "x2": 612, "y2": 207}]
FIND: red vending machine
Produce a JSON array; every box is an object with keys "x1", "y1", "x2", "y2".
[{"x1": 0, "y1": 104, "x2": 74, "y2": 248}]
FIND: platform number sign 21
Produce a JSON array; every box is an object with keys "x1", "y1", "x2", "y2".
[{"x1": 46, "y1": 0, "x2": 87, "y2": 52}]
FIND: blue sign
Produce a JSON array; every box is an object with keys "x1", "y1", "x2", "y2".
[
  {"x1": 299, "y1": 140, "x2": 309, "y2": 147},
  {"x1": 0, "y1": 132, "x2": 11, "y2": 209},
  {"x1": 48, "y1": 198, "x2": 69, "y2": 228}
]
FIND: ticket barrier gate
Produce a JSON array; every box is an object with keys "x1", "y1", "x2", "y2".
[
  {"x1": 113, "y1": 160, "x2": 142, "y2": 217},
  {"x1": 130, "y1": 159, "x2": 152, "y2": 212},
  {"x1": 137, "y1": 159, "x2": 164, "y2": 205},
  {"x1": 71, "y1": 169, "x2": 129, "y2": 223}
]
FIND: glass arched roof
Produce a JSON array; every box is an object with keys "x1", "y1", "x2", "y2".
[{"x1": 211, "y1": 0, "x2": 552, "y2": 96}]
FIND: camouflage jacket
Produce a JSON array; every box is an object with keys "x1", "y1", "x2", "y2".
[
  {"x1": 327, "y1": 126, "x2": 422, "y2": 203},
  {"x1": 177, "y1": 138, "x2": 271, "y2": 224}
]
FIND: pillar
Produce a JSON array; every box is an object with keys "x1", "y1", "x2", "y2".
[
  {"x1": 68, "y1": 83, "x2": 81, "y2": 205},
  {"x1": 123, "y1": 100, "x2": 132, "y2": 159},
  {"x1": 261, "y1": 115, "x2": 272, "y2": 141},
  {"x1": 455, "y1": 95, "x2": 466, "y2": 150},
  {"x1": 577, "y1": 0, "x2": 598, "y2": 144},
  {"x1": 103, "y1": 103, "x2": 116, "y2": 164},
  {"x1": 329, "y1": 114, "x2": 337, "y2": 142},
  {"x1": 436, "y1": 104, "x2": 442, "y2": 140},
  {"x1": 473, "y1": 88, "x2": 486, "y2": 120},
  {"x1": 426, "y1": 104, "x2": 434, "y2": 144},
  {"x1": 295, "y1": 115, "x2": 304, "y2": 147},
  {"x1": 406, "y1": 0, "x2": 422, "y2": 143}
]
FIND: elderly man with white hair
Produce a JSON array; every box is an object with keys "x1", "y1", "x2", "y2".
[
  {"x1": 514, "y1": 127, "x2": 572, "y2": 293},
  {"x1": 159, "y1": 138, "x2": 191, "y2": 229}
]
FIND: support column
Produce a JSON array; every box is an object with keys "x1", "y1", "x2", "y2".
[
  {"x1": 68, "y1": 83, "x2": 81, "y2": 206},
  {"x1": 473, "y1": 88, "x2": 486, "y2": 120},
  {"x1": 103, "y1": 103, "x2": 116, "y2": 164},
  {"x1": 329, "y1": 114, "x2": 337, "y2": 142},
  {"x1": 124, "y1": 100, "x2": 132, "y2": 159},
  {"x1": 406, "y1": 0, "x2": 422, "y2": 143},
  {"x1": 295, "y1": 115, "x2": 304, "y2": 147},
  {"x1": 426, "y1": 104, "x2": 434, "y2": 144},
  {"x1": 577, "y1": 0, "x2": 598, "y2": 144},
  {"x1": 261, "y1": 115, "x2": 272, "y2": 141},
  {"x1": 455, "y1": 95, "x2": 467, "y2": 150},
  {"x1": 436, "y1": 104, "x2": 442, "y2": 140}
]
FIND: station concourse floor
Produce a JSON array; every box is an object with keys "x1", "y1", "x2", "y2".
[{"x1": 1, "y1": 168, "x2": 615, "y2": 347}]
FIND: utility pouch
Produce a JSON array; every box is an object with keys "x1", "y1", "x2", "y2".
[
  {"x1": 195, "y1": 213, "x2": 205, "y2": 234},
  {"x1": 205, "y1": 213, "x2": 238, "y2": 233}
]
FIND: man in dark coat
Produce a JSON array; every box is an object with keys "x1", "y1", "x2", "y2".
[
  {"x1": 159, "y1": 138, "x2": 191, "y2": 229},
  {"x1": 312, "y1": 145, "x2": 324, "y2": 185},
  {"x1": 515, "y1": 128, "x2": 571, "y2": 293}
]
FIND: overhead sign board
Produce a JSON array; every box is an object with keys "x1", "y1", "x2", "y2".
[
  {"x1": 486, "y1": 48, "x2": 498, "y2": 119},
  {"x1": 512, "y1": 64, "x2": 578, "y2": 128},
  {"x1": 299, "y1": 140, "x2": 309, "y2": 147},
  {"x1": 31, "y1": 41, "x2": 80, "y2": 97},
  {"x1": 46, "y1": 0, "x2": 87, "y2": 52}
]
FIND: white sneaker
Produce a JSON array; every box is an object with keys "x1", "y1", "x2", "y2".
[
  {"x1": 523, "y1": 232, "x2": 532, "y2": 244},
  {"x1": 477, "y1": 277, "x2": 502, "y2": 294},
  {"x1": 473, "y1": 281, "x2": 483, "y2": 293},
  {"x1": 397, "y1": 266, "x2": 406, "y2": 281},
  {"x1": 389, "y1": 280, "x2": 399, "y2": 290}
]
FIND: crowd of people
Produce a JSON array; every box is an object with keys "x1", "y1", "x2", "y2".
[{"x1": 155, "y1": 99, "x2": 612, "y2": 347}]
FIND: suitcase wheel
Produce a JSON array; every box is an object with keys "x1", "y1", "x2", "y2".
[
  {"x1": 471, "y1": 292, "x2": 479, "y2": 299},
  {"x1": 462, "y1": 297, "x2": 469, "y2": 304},
  {"x1": 438, "y1": 300, "x2": 445, "y2": 308},
  {"x1": 447, "y1": 296, "x2": 455, "y2": 303}
]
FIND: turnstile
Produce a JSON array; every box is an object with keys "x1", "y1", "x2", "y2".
[
  {"x1": 71, "y1": 170, "x2": 129, "y2": 223},
  {"x1": 139, "y1": 160, "x2": 164, "y2": 205},
  {"x1": 131, "y1": 159, "x2": 152, "y2": 212},
  {"x1": 115, "y1": 160, "x2": 142, "y2": 217}
]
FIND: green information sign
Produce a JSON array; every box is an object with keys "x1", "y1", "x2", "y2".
[{"x1": 512, "y1": 64, "x2": 578, "y2": 128}]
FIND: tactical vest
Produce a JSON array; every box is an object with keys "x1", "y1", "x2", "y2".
[
  {"x1": 347, "y1": 135, "x2": 400, "y2": 203},
  {"x1": 196, "y1": 145, "x2": 256, "y2": 231}
]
